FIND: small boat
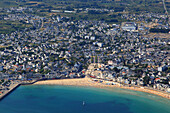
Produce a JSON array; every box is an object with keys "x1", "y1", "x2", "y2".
[{"x1": 83, "y1": 101, "x2": 85, "y2": 106}]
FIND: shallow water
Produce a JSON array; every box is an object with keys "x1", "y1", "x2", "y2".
[{"x1": 0, "y1": 85, "x2": 170, "y2": 113}]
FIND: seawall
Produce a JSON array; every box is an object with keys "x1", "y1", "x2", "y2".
[{"x1": 0, "y1": 83, "x2": 20, "y2": 101}]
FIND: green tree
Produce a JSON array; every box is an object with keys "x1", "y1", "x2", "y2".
[
  {"x1": 91, "y1": 56, "x2": 93, "y2": 63},
  {"x1": 143, "y1": 76, "x2": 150, "y2": 85},
  {"x1": 95, "y1": 55, "x2": 98, "y2": 63}
]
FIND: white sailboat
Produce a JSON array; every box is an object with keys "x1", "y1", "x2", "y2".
[{"x1": 83, "y1": 101, "x2": 85, "y2": 106}]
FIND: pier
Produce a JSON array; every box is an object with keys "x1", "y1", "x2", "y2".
[
  {"x1": 0, "y1": 83, "x2": 20, "y2": 101},
  {"x1": 0, "y1": 80, "x2": 39, "y2": 101}
]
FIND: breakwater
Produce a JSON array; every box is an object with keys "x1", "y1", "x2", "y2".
[
  {"x1": 0, "y1": 83, "x2": 20, "y2": 101},
  {"x1": 0, "y1": 80, "x2": 38, "y2": 101}
]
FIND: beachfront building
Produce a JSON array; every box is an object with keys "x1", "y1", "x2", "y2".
[
  {"x1": 158, "y1": 65, "x2": 167, "y2": 72},
  {"x1": 121, "y1": 22, "x2": 137, "y2": 31}
]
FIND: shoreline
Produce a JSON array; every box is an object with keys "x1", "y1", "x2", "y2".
[
  {"x1": 0, "y1": 77, "x2": 169, "y2": 101},
  {"x1": 34, "y1": 77, "x2": 170, "y2": 100}
]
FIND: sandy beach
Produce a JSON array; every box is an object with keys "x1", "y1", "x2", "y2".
[{"x1": 34, "y1": 77, "x2": 170, "y2": 99}]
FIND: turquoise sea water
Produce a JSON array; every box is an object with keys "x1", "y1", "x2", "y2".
[{"x1": 0, "y1": 85, "x2": 170, "y2": 113}]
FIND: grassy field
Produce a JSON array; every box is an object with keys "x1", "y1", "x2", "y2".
[
  {"x1": 0, "y1": 0, "x2": 168, "y2": 13},
  {"x1": 0, "y1": 20, "x2": 33, "y2": 34}
]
